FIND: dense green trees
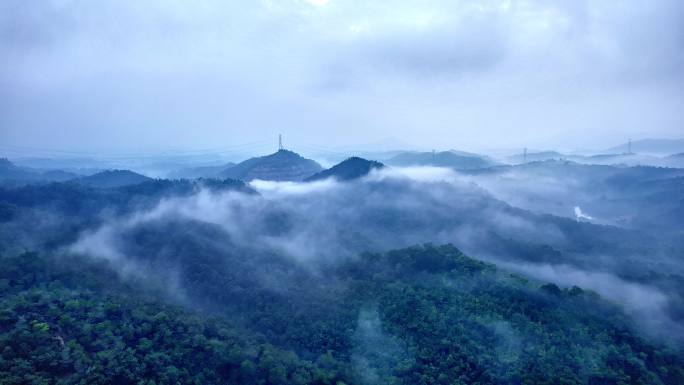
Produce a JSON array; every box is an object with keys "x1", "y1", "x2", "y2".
[
  {"x1": 1, "y1": 177, "x2": 683, "y2": 383},
  {"x1": 1, "y1": 245, "x2": 682, "y2": 384},
  {"x1": 0, "y1": 254, "x2": 343, "y2": 385}
]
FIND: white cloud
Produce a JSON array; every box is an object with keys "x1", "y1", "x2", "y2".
[
  {"x1": 1, "y1": 0, "x2": 682, "y2": 152},
  {"x1": 305, "y1": 0, "x2": 330, "y2": 7}
]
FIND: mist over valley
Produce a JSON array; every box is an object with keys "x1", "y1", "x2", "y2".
[{"x1": 2, "y1": 1, "x2": 684, "y2": 383}]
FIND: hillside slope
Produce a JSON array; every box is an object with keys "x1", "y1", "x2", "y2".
[
  {"x1": 220, "y1": 150, "x2": 323, "y2": 181},
  {"x1": 2, "y1": 244, "x2": 682, "y2": 384}
]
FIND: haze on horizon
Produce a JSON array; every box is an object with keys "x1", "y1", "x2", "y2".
[{"x1": 1, "y1": 0, "x2": 683, "y2": 154}]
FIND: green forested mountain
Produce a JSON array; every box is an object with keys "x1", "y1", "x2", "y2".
[
  {"x1": 0, "y1": 178, "x2": 252, "y2": 255},
  {"x1": 3, "y1": 0, "x2": 683, "y2": 383},
  {"x1": 0, "y1": 164, "x2": 683, "y2": 384},
  {"x1": 1, "y1": 244, "x2": 682, "y2": 384}
]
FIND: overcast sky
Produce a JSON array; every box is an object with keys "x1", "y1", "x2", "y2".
[{"x1": 1, "y1": 0, "x2": 683, "y2": 154}]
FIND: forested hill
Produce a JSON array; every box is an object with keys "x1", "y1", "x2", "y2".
[
  {"x1": 0, "y1": 178, "x2": 252, "y2": 254},
  {"x1": 387, "y1": 150, "x2": 496, "y2": 170},
  {"x1": 1, "y1": 244, "x2": 682, "y2": 384},
  {"x1": 167, "y1": 162, "x2": 236, "y2": 179},
  {"x1": 76, "y1": 170, "x2": 152, "y2": 188},
  {"x1": 305, "y1": 157, "x2": 384, "y2": 182},
  {"x1": 0, "y1": 158, "x2": 79, "y2": 185},
  {"x1": 219, "y1": 150, "x2": 323, "y2": 181}
]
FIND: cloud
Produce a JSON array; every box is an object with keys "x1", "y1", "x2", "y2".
[
  {"x1": 67, "y1": 166, "x2": 527, "y2": 264},
  {"x1": 367, "y1": 165, "x2": 461, "y2": 183},
  {"x1": 249, "y1": 178, "x2": 339, "y2": 196},
  {"x1": 574, "y1": 206, "x2": 593, "y2": 222},
  {"x1": 66, "y1": 166, "x2": 684, "y2": 340},
  {"x1": 1, "y1": 0, "x2": 683, "y2": 151},
  {"x1": 496, "y1": 261, "x2": 684, "y2": 341},
  {"x1": 305, "y1": 0, "x2": 330, "y2": 7},
  {"x1": 352, "y1": 308, "x2": 411, "y2": 384}
]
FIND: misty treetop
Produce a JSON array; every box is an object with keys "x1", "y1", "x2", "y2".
[{"x1": 2, "y1": 244, "x2": 683, "y2": 384}]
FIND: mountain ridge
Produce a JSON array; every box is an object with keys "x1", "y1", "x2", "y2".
[
  {"x1": 77, "y1": 169, "x2": 152, "y2": 188},
  {"x1": 387, "y1": 150, "x2": 496, "y2": 170},
  {"x1": 220, "y1": 149, "x2": 322, "y2": 181},
  {"x1": 605, "y1": 138, "x2": 684, "y2": 155},
  {"x1": 0, "y1": 158, "x2": 79, "y2": 184},
  {"x1": 167, "y1": 163, "x2": 236, "y2": 179},
  {"x1": 305, "y1": 157, "x2": 384, "y2": 182}
]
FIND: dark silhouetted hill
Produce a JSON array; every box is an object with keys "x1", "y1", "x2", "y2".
[
  {"x1": 605, "y1": 138, "x2": 684, "y2": 155},
  {"x1": 167, "y1": 163, "x2": 236, "y2": 179},
  {"x1": 387, "y1": 150, "x2": 496, "y2": 170},
  {"x1": 219, "y1": 150, "x2": 322, "y2": 181},
  {"x1": 305, "y1": 157, "x2": 384, "y2": 182},
  {"x1": 0, "y1": 158, "x2": 78, "y2": 185},
  {"x1": 507, "y1": 151, "x2": 568, "y2": 163},
  {"x1": 77, "y1": 170, "x2": 151, "y2": 188}
]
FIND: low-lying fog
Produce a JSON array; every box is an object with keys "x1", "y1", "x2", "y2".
[{"x1": 70, "y1": 166, "x2": 684, "y2": 341}]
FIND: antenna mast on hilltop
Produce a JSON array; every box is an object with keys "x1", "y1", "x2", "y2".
[
  {"x1": 628, "y1": 138, "x2": 632, "y2": 154},
  {"x1": 278, "y1": 134, "x2": 284, "y2": 151}
]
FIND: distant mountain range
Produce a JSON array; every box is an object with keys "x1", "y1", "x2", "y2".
[
  {"x1": 76, "y1": 170, "x2": 152, "y2": 188},
  {"x1": 0, "y1": 157, "x2": 159, "y2": 189},
  {"x1": 467, "y1": 159, "x2": 684, "y2": 231},
  {"x1": 605, "y1": 138, "x2": 684, "y2": 155},
  {"x1": 219, "y1": 150, "x2": 322, "y2": 181},
  {"x1": 305, "y1": 157, "x2": 384, "y2": 182},
  {"x1": 5, "y1": 140, "x2": 684, "y2": 190},
  {"x1": 0, "y1": 158, "x2": 78, "y2": 184},
  {"x1": 505, "y1": 148, "x2": 684, "y2": 168},
  {"x1": 507, "y1": 151, "x2": 568, "y2": 164},
  {"x1": 386, "y1": 150, "x2": 496, "y2": 170},
  {"x1": 167, "y1": 163, "x2": 236, "y2": 179}
]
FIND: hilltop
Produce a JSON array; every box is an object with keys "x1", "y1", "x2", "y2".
[
  {"x1": 387, "y1": 150, "x2": 496, "y2": 170},
  {"x1": 507, "y1": 151, "x2": 568, "y2": 164},
  {"x1": 0, "y1": 158, "x2": 78, "y2": 185},
  {"x1": 167, "y1": 163, "x2": 236, "y2": 179},
  {"x1": 220, "y1": 149, "x2": 322, "y2": 181},
  {"x1": 605, "y1": 138, "x2": 684, "y2": 155},
  {"x1": 76, "y1": 170, "x2": 152, "y2": 188},
  {"x1": 305, "y1": 157, "x2": 384, "y2": 182}
]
